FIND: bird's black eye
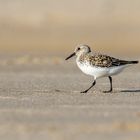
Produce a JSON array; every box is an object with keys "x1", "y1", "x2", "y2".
[{"x1": 77, "y1": 47, "x2": 80, "y2": 50}]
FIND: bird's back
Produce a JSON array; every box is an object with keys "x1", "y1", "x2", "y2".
[{"x1": 78, "y1": 53, "x2": 139, "y2": 68}]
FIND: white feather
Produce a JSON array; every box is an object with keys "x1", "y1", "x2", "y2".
[{"x1": 76, "y1": 61, "x2": 127, "y2": 79}]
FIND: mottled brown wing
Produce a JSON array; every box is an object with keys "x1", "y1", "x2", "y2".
[
  {"x1": 89, "y1": 54, "x2": 123, "y2": 67},
  {"x1": 89, "y1": 54, "x2": 113, "y2": 67},
  {"x1": 111, "y1": 58, "x2": 136, "y2": 66},
  {"x1": 81, "y1": 54, "x2": 137, "y2": 67}
]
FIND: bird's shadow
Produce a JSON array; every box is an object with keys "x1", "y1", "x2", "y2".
[{"x1": 121, "y1": 89, "x2": 140, "y2": 93}]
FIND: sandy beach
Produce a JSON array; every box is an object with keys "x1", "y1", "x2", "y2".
[
  {"x1": 0, "y1": 0, "x2": 140, "y2": 139},
  {"x1": 0, "y1": 58, "x2": 139, "y2": 140}
]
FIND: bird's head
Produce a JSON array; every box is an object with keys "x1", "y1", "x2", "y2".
[{"x1": 65, "y1": 44, "x2": 91, "y2": 60}]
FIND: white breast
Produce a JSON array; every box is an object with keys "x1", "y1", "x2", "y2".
[{"x1": 76, "y1": 61, "x2": 126, "y2": 79}]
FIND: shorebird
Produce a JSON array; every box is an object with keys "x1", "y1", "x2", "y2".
[{"x1": 65, "y1": 44, "x2": 139, "y2": 93}]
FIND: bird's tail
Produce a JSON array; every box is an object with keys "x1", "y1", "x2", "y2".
[{"x1": 118, "y1": 60, "x2": 139, "y2": 65}]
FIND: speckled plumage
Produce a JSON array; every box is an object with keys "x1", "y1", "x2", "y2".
[{"x1": 78, "y1": 53, "x2": 132, "y2": 68}]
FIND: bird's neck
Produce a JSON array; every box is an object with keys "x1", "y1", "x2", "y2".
[{"x1": 76, "y1": 53, "x2": 89, "y2": 63}]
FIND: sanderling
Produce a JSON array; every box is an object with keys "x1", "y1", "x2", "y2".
[{"x1": 65, "y1": 44, "x2": 139, "y2": 93}]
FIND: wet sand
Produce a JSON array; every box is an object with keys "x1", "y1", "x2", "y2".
[{"x1": 0, "y1": 61, "x2": 140, "y2": 140}]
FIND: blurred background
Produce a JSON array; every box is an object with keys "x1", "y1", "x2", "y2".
[{"x1": 0, "y1": 0, "x2": 140, "y2": 59}]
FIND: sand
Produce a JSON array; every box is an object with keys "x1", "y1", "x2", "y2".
[{"x1": 0, "y1": 61, "x2": 139, "y2": 140}]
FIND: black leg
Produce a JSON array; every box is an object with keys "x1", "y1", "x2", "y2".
[
  {"x1": 81, "y1": 80, "x2": 96, "y2": 93},
  {"x1": 103, "y1": 76, "x2": 113, "y2": 93}
]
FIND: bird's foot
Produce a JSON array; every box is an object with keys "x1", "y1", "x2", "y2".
[
  {"x1": 80, "y1": 90, "x2": 88, "y2": 93},
  {"x1": 103, "y1": 90, "x2": 112, "y2": 93}
]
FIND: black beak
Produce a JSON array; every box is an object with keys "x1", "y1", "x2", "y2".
[{"x1": 65, "y1": 52, "x2": 76, "y2": 60}]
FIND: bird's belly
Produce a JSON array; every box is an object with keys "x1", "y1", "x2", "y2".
[
  {"x1": 77, "y1": 62, "x2": 125, "y2": 79},
  {"x1": 109, "y1": 65, "x2": 125, "y2": 75},
  {"x1": 77, "y1": 62, "x2": 109, "y2": 78}
]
